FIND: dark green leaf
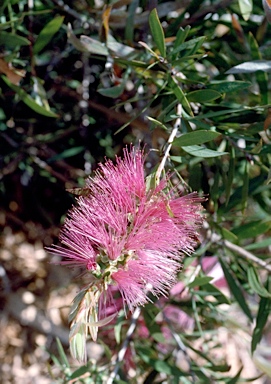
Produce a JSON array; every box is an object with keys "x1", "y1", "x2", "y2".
[
  {"x1": 241, "y1": 161, "x2": 249, "y2": 212},
  {"x1": 33, "y1": 16, "x2": 65, "y2": 54},
  {"x1": 251, "y1": 289, "x2": 271, "y2": 353},
  {"x1": 232, "y1": 220, "x2": 271, "y2": 240},
  {"x1": 171, "y1": 36, "x2": 206, "y2": 56},
  {"x1": 207, "y1": 81, "x2": 251, "y2": 93},
  {"x1": 220, "y1": 258, "x2": 253, "y2": 321},
  {"x1": 187, "y1": 89, "x2": 221, "y2": 103},
  {"x1": 188, "y1": 276, "x2": 213, "y2": 289},
  {"x1": 0, "y1": 31, "x2": 30, "y2": 48},
  {"x1": 202, "y1": 283, "x2": 231, "y2": 305},
  {"x1": 226, "y1": 367, "x2": 243, "y2": 384},
  {"x1": 168, "y1": 76, "x2": 193, "y2": 116},
  {"x1": 248, "y1": 32, "x2": 268, "y2": 104},
  {"x1": 125, "y1": 0, "x2": 139, "y2": 42},
  {"x1": 225, "y1": 146, "x2": 235, "y2": 206},
  {"x1": 149, "y1": 8, "x2": 166, "y2": 57},
  {"x1": 2, "y1": 76, "x2": 58, "y2": 118},
  {"x1": 69, "y1": 365, "x2": 89, "y2": 380},
  {"x1": 48, "y1": 146, "x2": 84, "y2": 162},
  {"x1": 174, "y1": 130, "x2": 221, "y2": 147},
  {"x1": 142, "y1": 304, "x2": 160, "y2": 334}
]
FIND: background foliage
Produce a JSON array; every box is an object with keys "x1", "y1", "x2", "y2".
[{"x1": 1, "y1": 0, "x2": 271, "y2": 383}]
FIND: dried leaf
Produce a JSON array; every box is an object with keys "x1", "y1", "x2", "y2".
[{"x1": 0, "y1": 58, "x2": 25, "y2": 85}]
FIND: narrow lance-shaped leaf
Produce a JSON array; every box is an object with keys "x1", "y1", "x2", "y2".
[
  {"x1": 207, "y1": 80, "x2": 251, "y2": 93},
  {"x1": 56, "y1": 337, "x2": 70, "y2": 368},
  {"x1": 251, "y1": 283, "x2": 271, "y2": 353},
  {"x1": 174, "y1": 130, "x2": 221, "y2": 147},
  {"x1": 225, "y1": 145, "x2": 235, "y2": 206},
  {"x1": 226, "y1": 60, "x2": 271, "y2": 74},
  {"x1": 247, "y1": 266, "x2": 271, "y2": 298},
  {"x1": 186, "y1": 89, "x2": 221, "y2": 103},
  {"x1": 33, "y1": 16, "x2": 65, "y2": 54},
  {"x1": 241, "y1": 161, "x2": 249, "y2": 212},
  {"x1": 2, "y1": 76, "x2": 58, "y2": 118},
  {"x1": 168, "y1": 76, "x2": 193, "y2": 116},
  {"x1": 248, "y1": 32, "x2": 268, "y2": 105},
  {"x1": 182, "y1": 145, "x2": 228, "y2": 158},
  {"x1": 220, "y1": 258, "x2": 253, "y2": 321},
  {"x1": 149, "y1": 8, "x2": 166, "y2": 57},
  {"x1": 0, "y1": 31, "x2": 30, "y2": 48}
]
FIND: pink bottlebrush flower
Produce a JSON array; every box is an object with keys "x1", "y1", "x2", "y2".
[{"x1": 47, "y1": 146, "x2": 204, "y2": 361}]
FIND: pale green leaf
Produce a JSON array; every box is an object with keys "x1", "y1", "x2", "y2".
[
  {"x1": 182, "y1": 145, "x2": 228, "y2": 158},
  {"x1": 238, "y1": 0, "x2": 253, "y2": 21}
]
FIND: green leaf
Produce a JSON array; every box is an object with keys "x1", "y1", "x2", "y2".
[
  {"x1": 248, "y1": 32, "x2": 268, "y2": 104},
  {"x1": 69, "y1": 365, "x2": 90, "y2": 380},
  {"x1": 245, "y1": 237, "x2": 271, "y2": 250},
  {"x1": 33, "y1": 16, "x2": 65, "y2": 54},
  {"x1": 220, "y1": 258, "x2": 253, "y2": 321},
  {"x1": 70, "y1": 324, "x2": 87, "y2": 363},
  {"x1": 173, "y1": 26, "x2": 190, "y2": 48},
  {"x1": 147, "y1": 116, "x2": 168, "y2": 130},
  {"x1": 2, "y1": 76, "x2": 58, "y2": 118},
  {"x1": 251, "y1": 290, "x2": 271, "y2": 353},
  {"x1": 149, "y1": 8, "x2": 166, "y2": 57},
  {"x1": 142, "y1": 304, "x2": 160, "y2": 334},
  {"x1": 107, "y1": 34, "x2": 135, "y2": 57},
  {"x1": 67, "y1": 24, "x2": 108, "y2": 56},
  {"x1": 56, "y1": 337, "x2": 70, "y2": 368},
  {"x1": 80, "y1": 35, "x2": 109, "y2": 56},
  {"x1": 186, "y1": 89, "x2": 221, "y2": 103},
  {"x1": 226, "y1": 367, "x2": 243, "y2": 384},
  {"x1": 188, "y1": 276, "x2": 213, "y2": 289},
  {"x1": 220, "y1": 227, "x2": 238, "y2": 244},
  {"x1": 207, "y1": 81, "x2": 251, "y2": 93},
  {"x1": 241, "y1": 161, "x2": 249, "y2": 212},
  {"x1": 202, "y1": 283, "x2": 231, "y2": 305},
  {"x1": 125, "y1": 0, "x2": 139, "y2": 42},
  {"x1": 48, "y1": 146, "x2": 84, "y2": 162},
  {"x1": 168, "y1": 76, "x2": 193, "y2": 116},
  {"x1": 247, "y1": 266, "x2": 271, "y2": 298},
  {"x1": 232, "y1": 220, "x2": 271, "y2": 240},
  {"x1": 182, "y1": 145, "x2": 228, "y2": 158},
  {"x1": 174, "y1": 130, "x2": 221, "y2": 147},
  {"x1": 238, "y1": 0, "x2": 253, "y2": 20},
  {"x1": 0, "y1": 31, "x2": 30, "y2": 48},
  {"x1": 171, "y1": 36, "x2": 206, "y2": 56},
  {"x1": 225, "y1": 146, "x2": 235, "y2": 206}
]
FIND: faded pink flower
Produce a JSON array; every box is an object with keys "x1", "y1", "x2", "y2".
[{"x1": 48, "y1": 146, "x2": 204, "y2": 355}]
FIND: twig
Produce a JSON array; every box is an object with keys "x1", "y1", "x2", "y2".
[
  {"x1": 224, "y1": 239, "x2": 271, "y2": 273},
  {"x1": 107, "y1": 307, "x2": 141, "y2": 384},
  {"x1": 155, "y1": 104, "x2": 182, "y2": 185},
  {"x1": 209, "y1": 230, "x2": 271, "y2": 272}
]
